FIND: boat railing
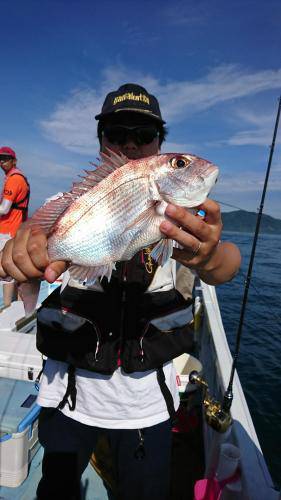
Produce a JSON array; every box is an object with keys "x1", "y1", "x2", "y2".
[{"x1": 196, "y1": 280, "x2": 279, "y2": 499}]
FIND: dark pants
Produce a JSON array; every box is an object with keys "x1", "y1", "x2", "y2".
[{"x1": 36, "y1": 408, "x2": 172, "y2": 500}]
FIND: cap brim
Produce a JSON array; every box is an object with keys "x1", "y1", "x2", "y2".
[
  {"x1": 95, "y1": 108, "x2": 165, "y2": 124},
  {"x1": 0, "y1": 153, "x2": 16, "y2": 159}
]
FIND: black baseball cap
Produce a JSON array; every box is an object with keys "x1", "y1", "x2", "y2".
[{"x1": 95, "y1": 83, "x2": 165, "y2": 124}]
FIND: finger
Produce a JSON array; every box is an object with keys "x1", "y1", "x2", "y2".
[
  {"x1": 196, "y1": 199, "x2": 222, "y2": 225},
  {"x1": 0, "y1": 250, "x2": 8, "y2": 278},
  {"x1": 1, "y1": 239, "x2": 30, "y2": 281},
  {"x1": 44, "y1": 261, "x2": 69, "y2": 283},
  {"x1": 163, "y1": 204, "x2": 210, "y2": 242},
  {"x1": 10, "y1": 227, "x2": 47, "y2": 278},
  {"x1": 26, "y1": 227, "x2": 50, "y2": 270},
  {"x1": 160, "y1": 218, "x2": 200, "y2": 252},
  {"x1": 172, "y1": 244, "x2": 201, "y2": 263},
  {"x1": 195, "y1": 209, "x2": 206, "y2": 219}
]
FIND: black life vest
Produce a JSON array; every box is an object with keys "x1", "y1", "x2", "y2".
[
  {"x1": 9, "y1": 172, "x2": 30, "y2": 221},
  {"x1": 36, "y1": 249, "x2": 194, "y2": 416}
]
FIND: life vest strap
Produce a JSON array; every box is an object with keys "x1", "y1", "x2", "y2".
[
  {"x1": 156, "y1": 366, "x2": 176, "y2": 423},
  {"x1": 9, "y1": 172, "x2": 30, "y2": 221},
  {"x1": 57, "y1": 365, "x2": 77, "y2": 411}
]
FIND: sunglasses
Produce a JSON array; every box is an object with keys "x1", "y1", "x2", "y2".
[
  {"x1": 0, "y1": 156, "x2": 13, "y2": 163},
  {"x1": 102, "y1": 125, "x2": 159, "y2": 146}
]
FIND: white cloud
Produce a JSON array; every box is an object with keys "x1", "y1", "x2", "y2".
[
  {"x1": 154, "y1": 65, "x2": 281, "y2": 122},
  {"x1": 22, "y1": 150, "x2": 78, "y2": 180},
  {"x1": 218, "y1": 107, "x2": 281, "y2": 146},
  {"x1": 19, "y1": 150, "x2": 83, "y2": 213},
  {"x1": 162, "y1": 141, "x2": 196, "y2": 152},
  {"x1": 40, "y1": 88, "x2": 101, "y2": 155},
  {"x1": 213, "y1": 168, "x2": 281, "y2": 194},
  {"x1": 162, "y1": 1, "x2": 208, "y2": 26},
  {"x1": 40, "y1": 64, "x2": 281, "y2": 154},
  {"x1": 226, "y1": 129, "x2": 272, "y2": 146},
  {"x1": 234, "y1": 109, "x2": 274, "y2": 126}
]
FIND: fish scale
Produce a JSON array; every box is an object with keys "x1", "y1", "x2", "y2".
[{"x1": 50, "y1": 182, "x2": 150, "y2": 265}]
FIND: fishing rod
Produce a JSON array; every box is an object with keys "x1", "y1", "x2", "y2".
[
  {"x1": 189, "y1": 96, "x2": 281, "y2": 432},
  {"x1": 222, "y1": 95, "x2": 281, "y2": 413}
]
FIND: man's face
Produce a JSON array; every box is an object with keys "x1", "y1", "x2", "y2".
[
  {"x1": 100, "y1": 112, "x2": 160, "y2": 160},
  {"x1": 0, "y1": 157, "x2": 15, "y2": 173}
]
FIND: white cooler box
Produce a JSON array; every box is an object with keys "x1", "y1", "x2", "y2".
[
  {"x1": 0, "y1": 378, "x2": 41, "y2": 487},
  {"x1": 0, "y1": 331, "x2": 43, "y2": 382}
]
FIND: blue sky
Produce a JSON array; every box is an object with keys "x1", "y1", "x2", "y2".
[{"x1": 0, "y1": 0, "x2": 280, "y2": 218}]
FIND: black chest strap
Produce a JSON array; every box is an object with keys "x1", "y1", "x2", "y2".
[
  {"x1": 9, "y1": 173, "x2": 30, "y2": 218},
  {"x1": 156, "y1": 366, "x2": 176, "y2": 423},
  {"x1": 57, "y1": 365, "x2": 77, "y2": 411}
]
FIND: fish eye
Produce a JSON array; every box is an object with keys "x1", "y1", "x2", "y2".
[{"x1": 170, "y1": 156, "x2": 191, "y2": 169}]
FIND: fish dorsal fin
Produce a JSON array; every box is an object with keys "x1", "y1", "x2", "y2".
[
  {"x1": 68, "y1": 149, "x2": 128, "y2": 201},
  {"x1": 76, "y1": 149, "x2": 128, "y2": 193},
  {"x1": 99, "y1": 147, "x2": 129, "y2": 169},
  {"x1": 29, "y1": 150, "x2": 129, "y2": 235}
]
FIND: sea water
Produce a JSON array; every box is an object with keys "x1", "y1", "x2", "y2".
[
  {"x1": 217, "y1": 231, "x2": 281, "y2": 489},
  {"x1": 0, "y1": 234, "x2": 280, "y2": 487}
]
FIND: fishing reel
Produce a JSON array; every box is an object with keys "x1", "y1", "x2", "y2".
[{"x1": 189, "y1": 370, "x2": 232, "y2": 433}]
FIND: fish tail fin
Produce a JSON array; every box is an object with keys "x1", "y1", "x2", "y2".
[{"x1": 28, "y1": 192, "x2": 74, "y2": 235}]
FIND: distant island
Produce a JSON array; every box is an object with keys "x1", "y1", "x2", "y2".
[{"x1": 221, "y1": 210, "x2": 281, "y2": 234}]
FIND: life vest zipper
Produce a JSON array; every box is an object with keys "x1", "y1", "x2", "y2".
[
  {"x1": 139, "y1": 303, "x2": 191, "y2": 362},
  {"x1": 62, "y1": 305, "x2": 101, "y2": 362},
  {"x1": 92, "y1": 323, "x2": 101, "y2": 362},
  {"x1": 117, "y1": 263, "x2": 127, "y2": 367}
]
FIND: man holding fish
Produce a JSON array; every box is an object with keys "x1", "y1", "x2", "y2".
[{"x1": 0, "y1": 84, "x2": 241, "y2": 500}]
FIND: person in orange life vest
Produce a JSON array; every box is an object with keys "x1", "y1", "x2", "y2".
[{"x1": 0, "y1": 147, "x2": 30, "y2": 307}]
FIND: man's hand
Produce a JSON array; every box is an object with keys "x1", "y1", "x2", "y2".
[
  {"x1": 0, "y1": 224, "x2": 68, "y2": 283},
  {"x1": 160, "y1": 199, "x2": 221, "y2": 267},
  {"x1": 160, "y1": 199, "x2": 241, "y2": 285}
]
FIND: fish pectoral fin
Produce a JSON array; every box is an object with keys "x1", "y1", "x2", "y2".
[
  {"x1": 148, "y1": 178, "x2": 161, "y2": 201},
  {"x1": 123, "y1": 202, "x2": 159, "y2": 233},
  {"x1": 69, "y1": 263, "x2": 115, "y2": 285},
  {"x1": 150, "y1": 238, "x2": 174, "y2": 267}
]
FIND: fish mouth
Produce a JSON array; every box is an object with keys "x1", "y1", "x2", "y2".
[
  {"x1": 206, "y1": 166, "x2": 219, "y2": 184},
  {"x1": 186, "y1": 168, "x2": 219, "y2": 206},
  {"x1": 162, "y1": 166, "x2": 219, "y2": 208}
]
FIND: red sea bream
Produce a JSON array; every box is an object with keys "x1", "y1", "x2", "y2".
[{"x1": 30, "y1": 150, "x2": 219, "y2": 285}]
